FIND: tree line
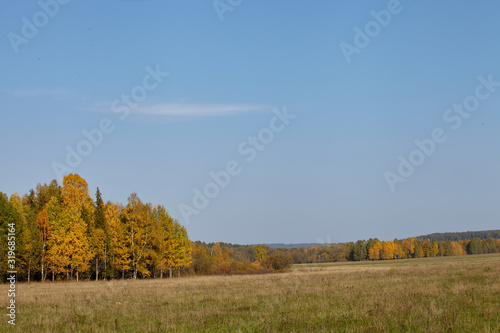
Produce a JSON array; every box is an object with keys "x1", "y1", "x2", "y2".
[
  {"x1": 0, "y1": 174, "x2": 294, "y2": 282},
  {"x1": 283, "y1": 237, "x2": 500, "y2": 264},
  {"x1": 0, "y1": 174, "x2": 192, "y2": 282},
  {"x1": 187, "y1": 237, "x2": 500, "y2": 270},
  {"x1": 415, "y1": 230, "x2": 500, "y2": 242},
  {"x1": 1, "y1": 174, "x2": 499, "y2": 282}
]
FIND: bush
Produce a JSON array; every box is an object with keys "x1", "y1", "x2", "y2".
[{"x1": 268, "y1": 250, "x2": 293, "y2": 270}]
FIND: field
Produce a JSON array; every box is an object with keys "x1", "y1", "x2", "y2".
[{"x1": 2, "y1": 254, "x2": 500, "y2": 332}]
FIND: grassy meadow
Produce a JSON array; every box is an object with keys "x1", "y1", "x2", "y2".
[{"x1": 1, "y1": 253, "x2": 499, "y2": 332}]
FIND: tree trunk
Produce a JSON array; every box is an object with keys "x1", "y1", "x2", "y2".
[
  {"x1": 52, "y1": 272, "x2": 54, "y2": 282},
  {"x1": 96, "y1": 257, "x2": 99, "y2": 281},
  {"x1": 104, "y1": 246, "x2": 107, "y2": 280},
  {"x1": 76, "y1": 271, "x2": 79, "y2": 282},
  {"x1": 169, "y1": 267, "x2": 172, "y2": 278},
  {"x1": 160, "y1": 268, "x2": 163, "y2": 279}
]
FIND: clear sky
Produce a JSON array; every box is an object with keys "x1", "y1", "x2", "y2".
[{"x1": 1, "y1": 0, "x2": 499, "y2": 244}]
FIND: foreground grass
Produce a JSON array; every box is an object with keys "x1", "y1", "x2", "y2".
[{"x1": 1, "y1": 254, "x2": 499, "y2": 332}]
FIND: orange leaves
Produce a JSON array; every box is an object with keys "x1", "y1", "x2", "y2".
[
  {"x1": 381, "y1": 241, "x2": 396, "y2": 260},
  {"x1": 36, "y1": 208, "x2": 50, "y2": 240}
]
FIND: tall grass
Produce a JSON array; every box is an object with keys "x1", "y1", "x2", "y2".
[{"x1": 1, "y1": 254, "x2": 499, "y2": 332}]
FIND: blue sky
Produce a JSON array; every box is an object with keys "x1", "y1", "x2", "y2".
[{"x1": 1, "y1": 0, "x2": 499, "y2": 244}]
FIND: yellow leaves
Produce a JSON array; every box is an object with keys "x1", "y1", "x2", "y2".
[
  {"x1": 369, "y1": 241, "x2": 382, "y2": 260},
  {"x1": 251, "y1": 261, "x2": 261, "y2": 271},
  {"x1": 402, "y1": 238, "x2": 416, "y2": 257},
  {"x1": 61, "y1": 174, "x2": 94, "y2": 225},
  {"x1": 172, "y1": 222, "x2": 192, "y2": 269},
  {"x1": 91, "y1": 228, "x2": 106, "y2": 256},
  {"x1": 254, "y1": 244, "x2": 269, "y2": 266},
  {"x1": 451, "y1": 241, "x2": 466, "y2": 256},
  {"x1": 6, "y1": 174, "x2": 195, "y2": 280},
  {"x1": 46, "y1": 197, "x2": 93, "y2": 275},
  {"x1": 61, "y1": 174, "x2": 89, "y2": 207},
  {"x1": 107, "y1": 202, "x2": 130, "y2": 272},
  {"x1": 381, "y1": 241, "x2": 395, "y2": 260}
]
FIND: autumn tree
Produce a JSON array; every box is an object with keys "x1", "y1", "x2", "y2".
[
  {"x1": 107, "y1": 202, "x2": 130, "y2": 278},
  {"x1": 393, "y1": 239, "x2": 406, "y2": 259},
  {"x1": 254, "y1": 244, "x2": 269, "y2": 267},
  {"x1": 268, "y1": 249, "x2": 293, "y2": 270},
  {"x1": 483, "y1": 238, "x2": 498, "y2": 253},
  {"x1": 191, "y1": 243, "x2": 211, "y2": 275},
  {"x1": 451, "y1": 241, "x2": 466, "y2": 256},
  {"x1": 46, "y1": 176, "x2": 94, "y2": 282},
  {"x1": 122, "y1": 193, "x2": 153, "y2": 279},
  {"x1": 10, "y1": 194, "x2": 40, "y2": 282},
  {"x1": 36, "y1": 207, "x2": 50, "y2": 281},
  {"x1": 402, "y1": 238, "x2": 416, "y2": 258},
  {"x1": 414, "y1": 241, "x2": 424, "y2": 258},
  {"x1": 63, "y1": 205, "x2": 93, "y2": 280},
  {"x1": 0, "y1": 193, "x2": 15, "y2": 282},
  {"x1": 368, "y1": 240, "x2": 382, "y2": 260},
  {"x1": 171, "y1": 222, "x2": 192, "y2": 277},
  {"x1": 430, "y1": 240, "x2": 439, "y2": 257},
  {"x1": 151, "y1": 204, "x2": 176, "y2": 278},
  {"x1": 45, "y1": 196, "x2": 69, "y2": 280},
  {"x1": 381, "y1": 241, "x2": 395, "y2": 260}
]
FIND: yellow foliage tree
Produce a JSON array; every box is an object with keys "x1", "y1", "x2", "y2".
[
  {"x1": 45, "y1": 196, "x2": 70, "y2": 280},
  {"x1": 171, "y1": 222, "x2": 192, "y2": 277},
  {"x1": 402, "y1": 238, "x2": 416, "y2": 258},
  {"x1": 36, "y1": 207, "x2": 50, "y2": 281},
  {"x1": 381, "y1": 241, "x2": 395, "y2": 260},
  {"x1": 123, "y1": 193, "x2": 153, "y2": 279},
  {"x1": 254, "y1": 244, "x2": 269, "y2": 267},
  {"x1": 152, "y1": 205, "x2": 175, "y2": 278},
  {"x1": 107, "y1": 203, "x2": 130, "y2": 278},
  {"x1": 368, "y1": 241, "x2": 382, "y2": 260}
]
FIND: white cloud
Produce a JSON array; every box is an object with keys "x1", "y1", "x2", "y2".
[
  {"x1": 133, "y1": 103, "x2": 269, "y2": 117},
  {"x1": 86, "y1": 101, "x2": 270, "y2": 118}
]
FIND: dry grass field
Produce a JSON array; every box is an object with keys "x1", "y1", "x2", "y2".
[{"x1": 1, "y1": 254, "x2": 499, "y2": 332}]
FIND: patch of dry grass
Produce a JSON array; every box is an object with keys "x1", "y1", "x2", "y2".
[{"x1": 1, "y1": 254, "x2": 499, "y2": 332}]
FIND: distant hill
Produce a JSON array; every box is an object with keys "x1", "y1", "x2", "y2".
[{"x1": 415, "y1": 230, "x2": 500, "y2": 242}]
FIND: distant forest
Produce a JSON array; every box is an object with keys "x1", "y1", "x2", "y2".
[
  {"x1": 263, "y1": 230, "x2": 500, "y2": 248},
  {"x1": 415, "y1": 230, "x2": 500, "y2": 242},
  {"x1": 1, "y1": 174, "x2": 499, "y2": 282}
]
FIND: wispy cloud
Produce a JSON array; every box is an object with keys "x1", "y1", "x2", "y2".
[
  {"x1": 133, "y1": 103, "x2": 269, "y2": 117},
  {"x1": 88, "y1": 101, "x2": 270, "y2": 118},
  {"x1": 2, "y1": 88, "x2": 69, "y2": 98}
]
